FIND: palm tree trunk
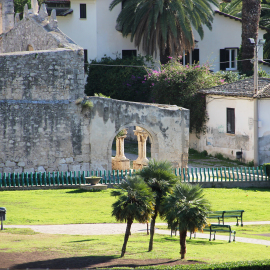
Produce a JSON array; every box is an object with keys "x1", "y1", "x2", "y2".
[
  {"x1": 121, "y1": 218, "x2": 133, "y2": 257},
  {"x1": 179, "y1": 230, "x2": 187, "y2": 259},
  {"x1": 148, "y1": 208, "x2": 158, "y2": 251},
  {"x1": 242, "y1": 0, "x2": 261, "y2": 75}
]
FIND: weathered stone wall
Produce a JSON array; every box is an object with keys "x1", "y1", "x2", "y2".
[
  {"x1": 0, "y1": 101, "x2": 91, "y2": 173},
  {"x1": 0, "y1": 49, "x2": 84, "y2": 100},
  {"x1": 87, "y1": 97, "x2": 190, "y2": 171}
]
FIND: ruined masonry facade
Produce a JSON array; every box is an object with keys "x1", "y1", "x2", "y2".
[{"x1": 0, "y1": 0, "x2": 189, "y2": 174}]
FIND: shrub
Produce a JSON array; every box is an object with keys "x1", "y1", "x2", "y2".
[
  {"x1": 85, "y1": 54, "x2": 153, "y2": 103},
  {"x1": 262, "y1": 163, "x2": 270, "y2": 177},
  {"x1": 148, "y1": 59, "x2": 224, "y2": 135}
]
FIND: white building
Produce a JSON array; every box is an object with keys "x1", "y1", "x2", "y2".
[
  {"x1": 44, "y1": 0, "x2": 268, "y2": 73},
  {"x1": 190, "y1": 77, "x2": 270, "y2": 165}
]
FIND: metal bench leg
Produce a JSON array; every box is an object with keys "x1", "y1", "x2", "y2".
[
  {"x1": 229, "y1": 232, "x2": 231, "y2": 243},
  {"x1": 1, "y1": 217, "x2": 3, "y2": 230}
]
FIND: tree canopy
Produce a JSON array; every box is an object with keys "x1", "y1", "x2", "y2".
[{"x1": 109, "y1": 0, "x2": 219, "y2": 61}]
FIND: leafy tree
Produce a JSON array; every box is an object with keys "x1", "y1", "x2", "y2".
[
  {"x1": 14, "y1": 0, "x2": 43, "y2": 14},
  {"x1": 109, "y1": 0, "x2": 219, "y2": 63},
  {"x1": 85, "y1": 54, "x2": 153, "y2": 102},
  {"x1": 111, "y1": 176, "x2": 154, "y2": 257},
  {"x1": 161, "y1": 183, "x2": 211, "y2": 259},
  {"x1": 147, "y1": 59, "x2": 224, "y2": 135},
  {"x1": 136, "y1": 159, "x2": 178, "y2": 251}
]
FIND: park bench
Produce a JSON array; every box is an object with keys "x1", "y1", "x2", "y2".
[
  {"x1": 203, "y1": 224, "x2": 236, "y2": 242},
  {"x1": 171, "y1": 224, "x2": 235, "y2": 243},
  {"x1": 0, "y1": 207, "x2": 6, "y2": 230},
  {"x1": 208, "y1": 210, "x2": 244, "y2": 226}
]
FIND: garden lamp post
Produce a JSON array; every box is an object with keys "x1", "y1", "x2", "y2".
[{"x1": 248, "y1": 38, "x2": 265, "y2": 166}]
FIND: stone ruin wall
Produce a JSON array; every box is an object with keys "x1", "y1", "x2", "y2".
[
  {"x1": 0, "y1": 49, "x2": 89, "y2": 174},
  {"x1": 0, "y1": 0, "x2": 190, "y2": 174},
  {"x1": 0, "y1": 49, "x2": 84, "y2": 101}
]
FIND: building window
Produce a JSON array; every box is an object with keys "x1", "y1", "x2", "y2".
[
  {"x1": 220, "y1": 48, "x2": 238, "y2": 71},
  {"x1": 181, "y1": 49, "x2": 199, "y2": 65},
  {"x1": 80, "y1": 4, "x2": 86, "y2": 18},
  {"x1": 122, "y1": 50, "x2": 137, "y2": 59},
  {"x1": 84, "y1": 49, "x2": 88, "y2": 72},
  {"x1": 227, "y1": 108, "x2": 235, "y2": 134}
]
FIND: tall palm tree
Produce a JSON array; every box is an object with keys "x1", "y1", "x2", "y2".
[
  {"x1": 220, "y1": 0, "x2": 262, "y2": 75},
  {"x1": 109, "y1": 0, "x2": 219, "y2": 63},
  {"x1": 111, "y1": 176, "x2": 154, "y2": 257},
  {"x1": 242, "y1": 0, "x2": 261, "y2": 75},
  {"x1": 136, "y1": 159, "x2": 178, "y2": 251},
  {"x1": 161, "y1": 183, "x2": 211, "y2": 259}
]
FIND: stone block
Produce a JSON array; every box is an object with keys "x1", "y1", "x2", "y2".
[
  {"x1": 18, "y1": 162, "x2": 26, "y2": 167},
  {"x1": 37, "y1": 166, "x2": 46, "y2": 172},
  {"x1": 66, "y1": 157, "x2": 74, "y2": 163},
  {"x1": 24, "y1": 168, "x2": 35, "y2": 173},
  {"x1": 69, "y1": 164, "x2": 81, "y2": 172},
  {"x1": 58, "y1": 164, "x2": 68, "y2": 172},
  {"x1": 5, "y1": 161, "x2": 16, "y2": 167},
  {"x1": 81, "y1": 163, "x2": 90, "y2": 171},
  {"x1": 14, "y1": 168, "x2": 23, "y2": 173}
]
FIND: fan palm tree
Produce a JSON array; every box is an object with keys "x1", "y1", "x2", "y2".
[
  {"x1": 161, "y1": 183, "x2": 211, "y2": 259},
  {"x1": 111, "y1": 176, "x2": 154, "y2": 257},
  {"x1": 136, "y1": 159, "x2": 178, "y2": 251},
  {"x1": 109, "y1": 0, "x2": 219, "y2": 63}
]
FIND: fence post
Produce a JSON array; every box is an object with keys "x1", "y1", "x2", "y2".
[
  {"x1": 12, "y1": 173, "x2": 15, "y2": 187},
  {"x1": 3, "y1": 173, "x2": 7, "y2": 188}
]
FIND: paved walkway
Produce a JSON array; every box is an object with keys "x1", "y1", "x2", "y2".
[{"x1": 6, "y1": 221, "x2": 270, "y2": 246}]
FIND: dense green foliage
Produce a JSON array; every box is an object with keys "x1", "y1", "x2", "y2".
[
  {"x1": 111, "y1": 176, "x2": 153, "y2": 224},
  {"x1": 136, "y1": 159, "x2": 178, "y2": 251},
  {"x1": 161, "y1": 183, "x2": 211, "y2": 233},
  {"x1": 161, "y1": 183, "x2": 211, "y2": 258},
  {"x1": 111, "y1": 175, "x2": 154, "y2": 256},
  {"x1": 86, "y1": 55, "x2": 254, "y2": 135},
  {"x1": 262, "y1": 163, "x2": 270, "y2": 176},
  {"x1": 148, "y1": 59, "x2": 224, "y2": 135},
  {"x1": 85, "y1": 55, "x2": 152, "y2": 102},
  {"x1": 109, "y1": 0, "x2": 218, "y2": 59},
  {"x1": 14, "y1": 0, "x2": 43, "y2": 14}
]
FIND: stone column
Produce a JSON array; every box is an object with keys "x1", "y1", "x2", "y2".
[
  {"x1": 112, "y1": 129, "x2": 130, "y2": 171},
  {"x1": 133, "y1": 127, "x2": 149, "y2": 170}
]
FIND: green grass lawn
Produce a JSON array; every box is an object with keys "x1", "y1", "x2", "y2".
[
  {"x1": 1, "y1": 187, "x2": 270, "y2": 225},
  {"x1": 0, "y1": 228, "x2": 269, "y2": 264}
]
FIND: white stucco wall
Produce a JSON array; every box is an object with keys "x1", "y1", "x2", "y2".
[
  {"x1": 193, "y1": 12, "x2": 266, "y2": 73},
  {"x1": 56, "y1": 3, "x2": 267, "y2": 70},
  {"x1": 258, "y1": 98, "x2": 270, "y2": 164},
  {"x1": 57, "y1": 0, "x2": 147, "y2": 62},
  {"x1": 189, "y1": 95, "x2": 255, "y2": 162}
]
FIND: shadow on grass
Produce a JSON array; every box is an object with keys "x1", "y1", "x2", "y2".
[
  {"x1": 13, "y1": 255, "x2": 118, "y2": 269},
  {"x1": 13, "y1": 255, "x2": 204, "y2": 269},
  {"x1": 66, "y1": 189, "x2": 102, "y2": 194}
]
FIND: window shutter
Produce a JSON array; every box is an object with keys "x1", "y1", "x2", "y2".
[
  {"x1": 220, "y1": 49, "x2": 229, "y2": 71},
  {"x1": 227, "y1": 108, "x2": 235, "y2": 134},
  {"x1": 80, "y1": 4, "x2": 86, "y2": 18},
  {"x1": 192, "y1": 49, "x2": 199, "y2": 64}
]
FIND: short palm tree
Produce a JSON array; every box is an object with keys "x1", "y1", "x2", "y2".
[
  {"x1": 136, "y1": 159, "x2": 178, "y2": 251},
  {"x1": 161, "y1": 183, "x2": 211, "y2": 259},
  {"x1": 111, "y1": 176, "x2": 154, "y2": 257},
  {"x1": 109, "y1": 0, "x2": 219, "y2": 62}
]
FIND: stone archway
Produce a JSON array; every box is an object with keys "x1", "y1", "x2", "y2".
[{"x1": 88, "y1": 97, "x2": 189, "y2": 171}]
